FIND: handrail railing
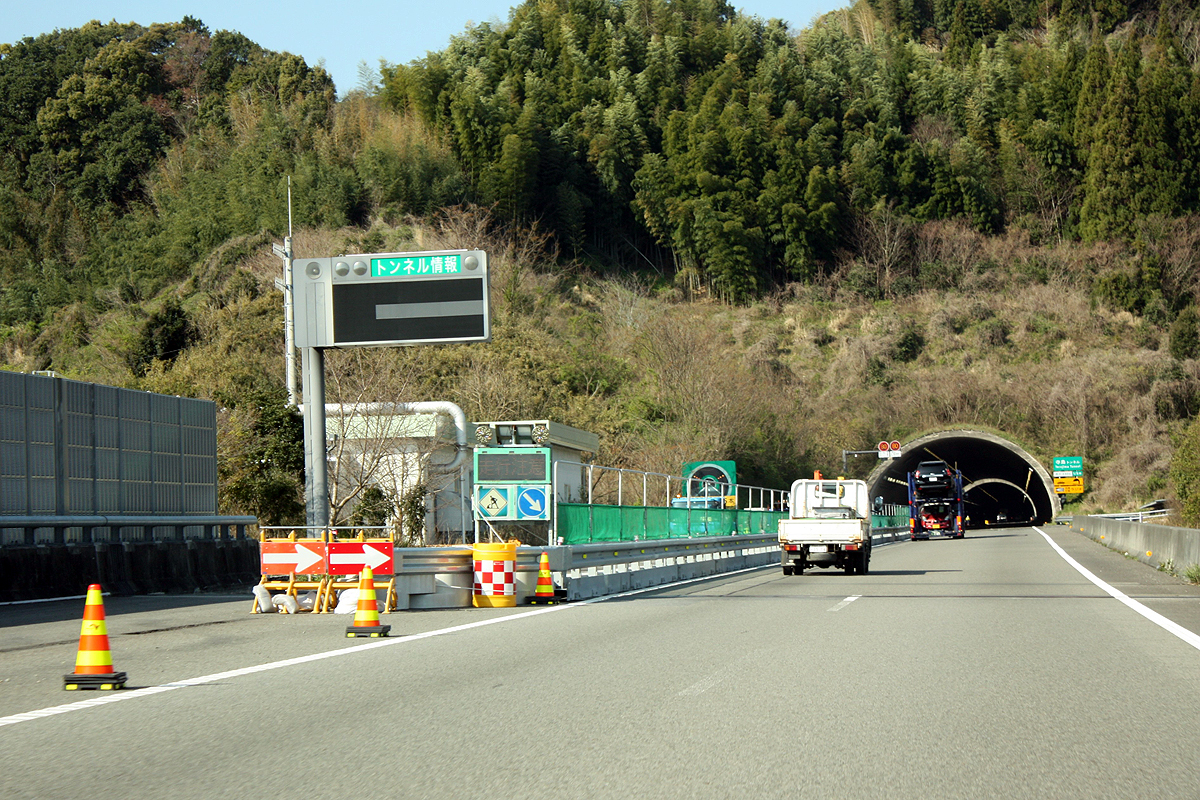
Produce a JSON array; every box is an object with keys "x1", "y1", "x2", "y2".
[
  {"x1": 0, "y1": 514, "x2": 258, "y2": 545},
  {"x1": 1057, "y1": 510, "x2": 1171, "y2": 525},
  {"x1": 551, "y1": 460, "x2": 789, "y2": 544}
]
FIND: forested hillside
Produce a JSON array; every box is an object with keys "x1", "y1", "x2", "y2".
[{"x1": 3, "y1": 2, "x2": 1200, "y2": 526}]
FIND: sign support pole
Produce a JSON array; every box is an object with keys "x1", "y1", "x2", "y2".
[{"x1": 302, "y1": 346, "x2": 329, "y2": 530}]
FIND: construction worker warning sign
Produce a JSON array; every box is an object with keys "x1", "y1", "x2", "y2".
[{"x1": 475, "y1": 485, "x2": 513, "y2": 520}]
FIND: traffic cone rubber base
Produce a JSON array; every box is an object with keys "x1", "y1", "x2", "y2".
[
  {"x1": 64, "y1": 671, "x2": 127, "y2": 690},
  {"x1": 346, "y1": 624, "x2": 390, "y2": 638}
]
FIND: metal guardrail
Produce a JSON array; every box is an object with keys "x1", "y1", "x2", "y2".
[
  {"x1": 1056, "y1": 510, "x2": 1171, "y2": 526},
  {"x1": 377, "y1": 526, "x2": 914, "y2": 607},
  {"x1": 0, "y1": 515, "x2": 259, "y2": 545}
]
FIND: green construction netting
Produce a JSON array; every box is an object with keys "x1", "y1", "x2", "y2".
[
  {"x1": 557, "y1": 504, "x2": 787, "y2": 544},
  {"x1": 556, "y1": 505, "x2": 909, "y2": 544}
]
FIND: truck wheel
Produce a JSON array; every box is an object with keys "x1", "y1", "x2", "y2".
[
  {"x1": 782, "y1": 564, "x2": 794, "y2": 576},
  {"x1": 843, "y1": 561, "x2": 854, "y2": 574},
  {"x1": 794, "y1": 559, "x2": 805, "y2": 575},
  {"x1": 859, "y1": 551, "x2": 870, "y2": 574}
]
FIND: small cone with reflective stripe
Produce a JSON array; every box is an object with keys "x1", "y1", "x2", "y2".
[
  {"x1": 529, "y1": 552, "x2": 558, "y2": 604},
  {"x1": 64, "y1": 585, "x2": 127, "y2": 690},
  {"x1": 346, "y1": 566, "x2": 390, "y2": 638}
]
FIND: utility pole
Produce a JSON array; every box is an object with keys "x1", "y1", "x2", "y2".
[{"x1": 272, "y1": 177, "x2": 298, "y2": 406}]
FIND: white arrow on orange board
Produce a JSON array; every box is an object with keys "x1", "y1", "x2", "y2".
[
  {"x1": 262, "y1": 543, "x2": 325, "y2": 573},
  {"x1": 328, "y1": 544, "x2": 392, "y2": 571}
]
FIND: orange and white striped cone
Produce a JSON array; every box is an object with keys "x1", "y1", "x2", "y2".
[
  {"x1": 63, "y1": 585, "x2": 127, "y2": 690},
  {"x1": 528, "y1": 552, "x2": 558, "y2": 604},
  {"x1": 345, "y1": 566, "x2": 390, "y2": 638}
]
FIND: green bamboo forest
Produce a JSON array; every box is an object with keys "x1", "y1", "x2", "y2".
[{"x1": 4, "y1": 0, "x2": 1200, "y2": 527}]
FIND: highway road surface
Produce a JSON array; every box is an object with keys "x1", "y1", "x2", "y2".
[{"x1": 3, "y1": 526, "x2": 1199, "y2": 799}]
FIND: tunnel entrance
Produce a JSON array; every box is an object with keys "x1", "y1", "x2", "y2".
[{"x1": 867, "y1": 430, "x2": 1059, "y2": 526}]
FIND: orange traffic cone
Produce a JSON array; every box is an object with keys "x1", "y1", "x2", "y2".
[
  {"x1": 345, "y1": 566, "x2": 390, "y2": 638},
  {"x1": 64, "y1": 585, "x2": 127, "y2": 690},
  {"x1": 528, "y1": 552, "x2": 558, "y2": 604}
]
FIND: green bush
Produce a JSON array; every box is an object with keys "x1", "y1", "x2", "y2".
[{"x1": 1169, "y1": 307, "x2": 1200, "y2": 361}]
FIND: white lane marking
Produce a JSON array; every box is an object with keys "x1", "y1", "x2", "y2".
[
  {"x1": 1035, "y1": 527, "x2": 1200, "y2": 652},
  {"x1": 1, "y1": 564, "x2": 775, "y2": 728},
  {"x1": 828, "y1": 595, "x2": 861, "y2": 612},
  {"x1": 678, "y1": 669, "x2": 731, "y2": 696},
  {"x1": 0, "y1": 594, "x2": 92, "y2": 606}
]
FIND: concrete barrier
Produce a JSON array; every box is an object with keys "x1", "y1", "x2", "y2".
[
  {"x1": 1069, "y1": 515, "x2": 1200, "y2": 572},
  {"x1": 1, "y1": 527, "x2": 914, "y2": 605}
]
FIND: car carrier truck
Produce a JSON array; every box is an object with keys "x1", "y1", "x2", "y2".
[
  {"x1": 777, "y1": 478, "x2": 872, "y2": 575},
  {"x1": 907, "y1": 461, "x2": 965, "y2": 539}
]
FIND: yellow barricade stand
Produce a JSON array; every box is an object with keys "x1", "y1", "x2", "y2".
[{"x1": 253, "y1": 530, "x2": 398, "y2": 614}]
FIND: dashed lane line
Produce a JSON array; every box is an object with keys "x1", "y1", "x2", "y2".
[
  {"x1": 0, "y1": 564, "x2": 773, "y2": 729},
  {"x1": 828, "y1": 595, "x2": 861, "y2": 612}
]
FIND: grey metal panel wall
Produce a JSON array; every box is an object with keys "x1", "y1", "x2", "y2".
[
  {"x1": 181, "y1": 397, "x2": 218, "y2": 512},
  {"x1": 95, "y1": 384, "x2": 121, "y2": 513},
  {"x1": 121, "y1": 388, "x2": 152, "y2": 513},
  {"x1": 0, "y1": 372, "x2": 29, "y2": 513},
  {"x1": 63, "y1": 378, "x2": 94, "y2": 514},
  {"x1": 0, "y1": 372, "x2": 219, "y2": 515}
]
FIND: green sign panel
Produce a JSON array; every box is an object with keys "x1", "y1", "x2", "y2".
[
  {"x1": 372, "y1": 254, "x2": 462, "y2": 277},
  {"x1": 682, "y1": 461, "x2": 737, "y2": 496},
  {"x1": 1053, "y1": 456, "x2": 1083, "y2": 477}
]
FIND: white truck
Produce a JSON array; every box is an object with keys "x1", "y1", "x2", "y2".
[{"x1": 778, "y1": 478, "x2": 872, "y2": 575}]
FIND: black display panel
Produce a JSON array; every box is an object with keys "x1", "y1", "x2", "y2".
[
  {"x1": 332, "y1": 277, "x2": 486, "y2": 345},
  {"x1": 475, "y1": 448, "x2": 550, "y2": 483}
]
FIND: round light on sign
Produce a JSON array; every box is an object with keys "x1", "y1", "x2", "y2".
[
  {"x1": 464, "y1": 254, "x2": 480, "y2": 271},
  {"x1": 333, "y1": 260, "x2": 350, "y2": 277},
  {"x1": 352, "y1": 260, "x2": 368, "y2": 276},
  {"x1": 305, "y1": 261, "x2": 323, "y2": 279}
]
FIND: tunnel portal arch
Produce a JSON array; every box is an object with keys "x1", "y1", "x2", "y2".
[{"x1": 867, "y1": 430, "x2": 1059, "y2": 525}]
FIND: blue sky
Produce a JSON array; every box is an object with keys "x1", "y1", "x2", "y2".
[{"x1": 3, "y1": 1, "x2": 847, "y2": 97}]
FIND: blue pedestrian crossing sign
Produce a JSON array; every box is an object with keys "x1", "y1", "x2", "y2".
[{"x1": 516, "y1": 486, "x2": 550, "y2": 520}]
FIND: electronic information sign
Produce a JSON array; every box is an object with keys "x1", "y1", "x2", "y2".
[
  {"x1": 292, "y1": 249, "x2": 490, "y2": 348},
  {"x1": 474, "y1": 447, "x2": 551, "y2": 484}
]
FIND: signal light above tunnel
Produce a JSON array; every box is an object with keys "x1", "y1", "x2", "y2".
[{"x1": 878, "y1": 441, "x2": 902, "y2": 459}]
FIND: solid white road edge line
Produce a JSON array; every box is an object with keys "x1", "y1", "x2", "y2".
[
  {"x1": 0, "y1": 563, "x2": 773, "y2": 729},
  {"x1": 1035, "y1": 526, "x2": 1200, "y2": 653}
]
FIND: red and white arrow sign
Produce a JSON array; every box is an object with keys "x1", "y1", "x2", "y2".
[
  {"x1": 326, "y1": 542, "x2": 395, "y2": 575},
  {"x1": 260, "y1": 542, "x2": 327, "y2": 575}
]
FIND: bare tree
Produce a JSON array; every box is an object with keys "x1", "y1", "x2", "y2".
[
  {"x1": 855, "y1": 202, "x2": 914, "y2": 297},
  {"x1": 323, "y1": 348, "x2": 457, "y2": 538}
]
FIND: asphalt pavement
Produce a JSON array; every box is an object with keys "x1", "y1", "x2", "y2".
[{"x1": 2, "y1": 526, "x2": 1198, "y2": 799}]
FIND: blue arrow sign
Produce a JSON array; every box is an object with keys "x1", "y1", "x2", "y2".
[{"x1": 516, "y1": 486, "x2": 549, "y2": 520}]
